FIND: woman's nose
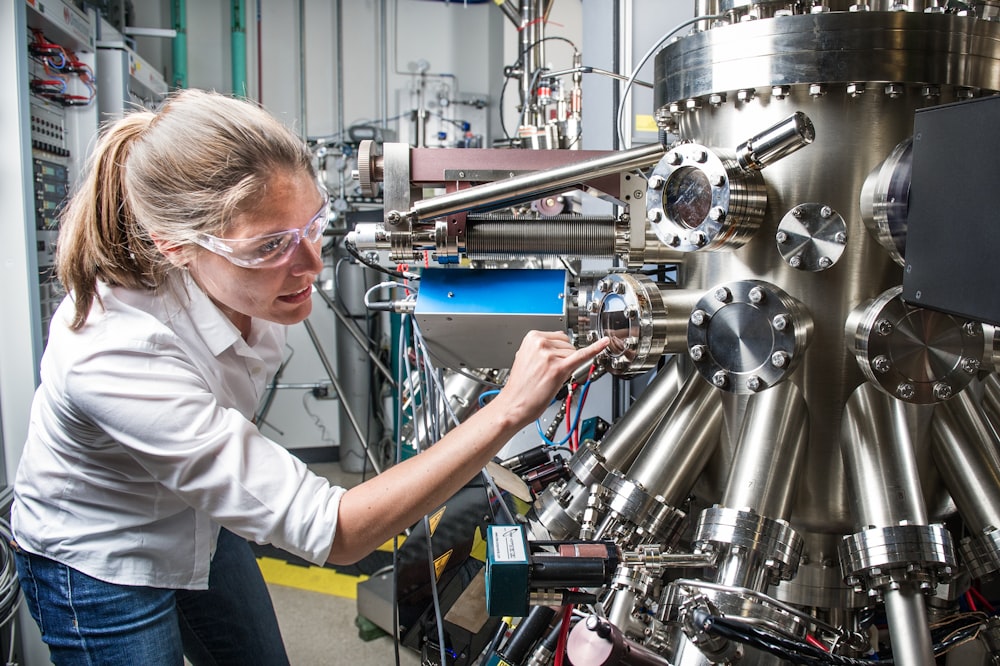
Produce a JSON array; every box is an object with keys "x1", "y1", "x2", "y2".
[{"x1": 290, "y1": 237, "x2": 324, "y2": 275}]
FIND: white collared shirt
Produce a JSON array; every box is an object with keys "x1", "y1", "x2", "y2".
[{"x1": 12, "y1": 273, "x2": 344, "y2": 589}]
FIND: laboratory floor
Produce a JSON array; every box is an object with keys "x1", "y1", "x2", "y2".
[{"x1": 261, "y1": 461, "x2": 421, "y2": 666}]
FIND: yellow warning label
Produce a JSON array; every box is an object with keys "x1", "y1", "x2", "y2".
[
  {"x1": 428, "y1": 506, "x2": 446, "y2": 536},
  {"x1": 433, "y1": 549, "x2": 453, "y2": 580},
  {"x1": 635, "y1": 114, "x2": 659, "y2": 133}
]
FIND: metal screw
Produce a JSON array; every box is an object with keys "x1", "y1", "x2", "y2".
[
  {"x1": 748, "y1": 286, "x2": 765, "y2": 304},
  {"x1": 792, "y1": 207, "x2": 804, "y2": 219},
  {"x1": 664, "y1": 233, "x2": 680, "y2": 247},
  {"x1": 775, "y1": 230, "x2": 789, "y2": 244},
  {"x1": 884, "y1": 83, "x2": 904, "y2": 98},
  {"x1": 737, "y1": 88, "x2": 756, "y2": 102},
  {"x1": 667, "y1": 152, "x2": 682, "y2": 166},
  {"x1": 872, "y1": 355, "x2": 891, "y2": 373},
  {"x1": 597, "y1": 279, "x2": 612, "y2": 293},
  {"x1": 624, "y1": 337, "x2": 638, "y2": 350},
  {"x1": 933, "y1": 382, "x2": 953, "y2": 400},
  {"x1": 714, "y1": 287, "x2": 732, "y2": 303},
  {"x1": 818, "y1": 256, "x2": 833, "y2": 269},
  {"x1": 809, "y1": 83, "x2": 827, "y2": 98},
  {"x1": 613, "y1": 281, "x2": 627, "y2": 295},
  {"x1": 771, "y1": 351, "x2": 790, "y2": 368},
  {"x1": 623, "y1": 305, "x2": 639, "y2": 319},
  {"x1": 847, "y1": 82, "x2": 866, "y2": 97},
  {"x1": 922, "y1": 85, "x2": 941, "y2": 99},
  {"x1": 746, "y1": 375, "x2": 763, "y2": 392},
  {"x1": 685, "y1": 98, "x2": 702, "y2": 111},
  {"x1": 611, "y1": 357, "x2": 629, "y2": 371},
  {"x1": 712, "y1": 370, "x2": 729, "y2": 388},
  {"x1": 709, "y1": 93, "x2": 726, "y2": 107},
  {"x1": 689, "y1": 231, "x2": 708, "y2": 247},
  {"x1": 708, "y1": 206, "x2": 726, "y2": 222},
  {"x1": 962, "y1": 357, "x2": 980, "y2": 374},
  {"x1": 695, "y1": 150, "x2": 708, "y2": 163},
  {"x1": 789, "y1": 255, "x2": 803, "y2": 269},
  {"x1": 648, "y1": 209, "x2": 664, "y2": 224},
  {"x1": 772, "y1": 85, "x2": 789, "y2": 100},
  {"x1": 820, "y1": 206, "x2": 833, "y2": 218},
  {"x1": 896, "y1": 382, "x2": 916, "y2": 400},
  {"x1": 586, "y1": 330, "x2": 599, "y2": 342},
  {"x1": 712, "y1": 173, "x2": 726, "y2": 187},
  {"x1": 587, "y1": 300, "x2": 601, "y2": 313},
  {"x1": 691, "y1": 309, "x2": 708, "y2": 326},
  {"x1": 963, "y1": 321, "x2": 979, "y2": 336},
  {"x1": 835, "y1": 231, "x2": 848, "y2": 244},
  {"x1": 876, "y1": 319, "x2": 894, "y2": 336},
  {"x1": 648, "y1": 175, "x2": 665, "y2": 189},
  {"x1": 690, "y1": 345, "x2": 707, "y2": 361},
  {"x1": 772, "y1": 314, "x2": 790, "y2": 331}
]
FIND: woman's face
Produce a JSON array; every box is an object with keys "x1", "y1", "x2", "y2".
[{"x1": 186, "y1": 171, "x2": 325, "y2": 337}]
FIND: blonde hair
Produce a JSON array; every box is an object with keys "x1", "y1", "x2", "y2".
[{"x1": 56, "y1": 89, "x2": 315, "y2": 330}]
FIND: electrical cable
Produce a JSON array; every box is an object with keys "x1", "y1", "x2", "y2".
[
  {"x1": 342, "y1": 236, "x2": 412, "y2": 280},
  {"x1": 615, "y1": 14, "x2": 725, "y2": 149}
]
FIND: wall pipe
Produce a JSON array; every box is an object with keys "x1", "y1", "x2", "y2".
[
  {"x1": 231, "y1": 0, "x2": 247, "y2": 96},
  {"x1": 170, "y1": 0, "x2": 187, "y2": 88}
]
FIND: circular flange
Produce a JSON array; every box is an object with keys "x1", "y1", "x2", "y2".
[
  {"x1": 693, "y1": 506, "x2": 804, "y2": 581},
  {"x1": 776, "y1": 203, "x2": 848, "y2": 271},
  {"x1": 591, "y1": 273, "x2": 668, "y2": 376},
  {"x1": 846, "y1": 285, "x2": 984, "y2": 404},
  {"x1": 687, "y1": 279, "x2": 813, "y2": 394},
  {"x1": 645, "y1": 143, "x2": 766, "y2": 253},
  {"x1": 839, "y1": 523, "x2": 955, "y2": 592}
]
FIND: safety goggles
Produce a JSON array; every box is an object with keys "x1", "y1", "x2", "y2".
[{"x1": 193, "y1": 190, "x2": 329, "y2": 269}]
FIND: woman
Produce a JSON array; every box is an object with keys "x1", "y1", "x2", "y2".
[{"x1": 11, "y1": 89, "x2": 608, "y2": 665}]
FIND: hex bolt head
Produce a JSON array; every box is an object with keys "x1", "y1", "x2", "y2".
[
  {"x1": 818, "y1": 256, "x2": 833, "y2": 269},
  {"x1": 648, "y1": 175, "x2": 665, "y2": 189},
  {"x1": 775, "y1": 230, "x2": 789, "y2": 244},
  {"x1": 708, "y1": 206, "x2": 726, "y2": 222},
  {"x1": 820, "y1": 205, "x2": 833, "y2": 218},
  {"x1": 963, "y1": 321, "x2": 979, "y2": 336},
  {"x1": 690, "y1": 345, "x2": 707, "y2": 361},
  {"x1": 597, "y1": 279, "x2": 612, "y2": 293},
  {"x1": 647, "y1": 209, "x2": 664, "y2": 224},
  {"x1": 933, "y1": 382, "x2": 953, "y2": 400},
  {"x1": 691, "y1": 309, "x2": 708, "y2": 326},
  {"x1": 896, "y1": 382, "x2": 916, "y2": 400},
  {"x1": 748, "y1": 286, "x2": 765, "y2": 304},
  {"x1": 792, "y1": 207, "x2": 804, "y2": 219},
  {"x1": 714, "y1": 287, "x2": 732, "y2": 303},
  {"x1": 623, "y1": 336, "x2": 638, "y2": 350},
  {"x1": 611, "y1": 357, "x2": 628, "y2": 371},
  {"x1": 771, "y1": 351, "x2": 790, "y2": 368},
  {"x1": 623, "y1": 305, "x2": 639, "y2": 319},
  {"x1": 789, "y1": 255, "x2": 803, "y2": 269},
  {"x1": 746, "y1": 375, "x2": 763, "y2": 392},
  {"x1": 884, "y1": 83, "x2": 904, "y2": 98},
  {"x1": 712, "y1": 173, "x2": 726, "y2": 187},
  {"x1": 772, "y1": 314, "x2": 790, "y2": 331},
  {"x1": 737, "y1": 88, "x2": 756, "y2": 102},
  {"x1": 667, "y1": 151, "x2": 682, "y2": 166},
  {"x1": 613, "y1": 281, "x2": 627, "y2": 295},
  {"x1": 695, "y1": 150, "x2": 708, "y2": 163},
  {"x1": 587, "y1": 300, "x2": 601, "y2": 313},
  {"x1": 586, "y1": 330, "x2": 599, "y2": 342},
  {"x1": 665, "y1": 233, "x2": 680, "y2": 247},
  {"x1": 962, "y1": 357, "x2": 981, "y2": 374},
  {"x1": 872, "y1": 355, "x2": 891, "y2": 374},
  {"x1": 690, "y1": 231, "x2": 708, "y2": 247},
  {"x1": 876, "y1": 319, "x2": 894, "y2": 336},
  {"x1": 835, "y1": 231, "x2": 848, "y2": 244},
  {"x1": 712, "y1": 371, "x2": 729, "y2": 388}
]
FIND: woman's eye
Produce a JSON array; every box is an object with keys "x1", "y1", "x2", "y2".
[{"x1": 255, "y1": 235, "x2": 290, "y2": 257}]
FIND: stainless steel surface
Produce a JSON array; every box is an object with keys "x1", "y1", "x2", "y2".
[
  {"x1": 882, "y1": 586, "x2": 936, "y2": 666},
  {"x1": 396, "y1": 143, "x2": 664, "y2": 224}
]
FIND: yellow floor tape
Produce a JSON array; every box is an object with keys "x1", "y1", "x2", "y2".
[{"x1": 257, "y1": 537, "x2": 403, "y2": 600}]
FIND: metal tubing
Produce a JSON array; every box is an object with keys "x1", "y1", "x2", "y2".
[
  {"x1": 302, "y1": 318, "x2": 382, "y2": 475},
  {"x1": 597, "y1": 356, "x2": 686, "y2": 470},
  {"x1": 625, "y1": 372, "x2": 723, "y2": 507},
  {"x1": 722, "y1": 381, "x2": 808, "y2": 518},
  {"x1": 882, "y1": 586, "x2": 935, "y2": 666},
  {"x1": 311, "y1": 285, "x2": 396, "y2": 387},
  {"x1": 841, "y1": 383, "x2": 928, "y2": 527},
  {"x1": 985, "y1": 373, "x2": 1000, "y2": 434},
  {"x1": 932, "y1": 388, "x2": 1000, "y2": 534},
  {"x1": 398, "y1": 143, "x2": 664, "y2": 223}
]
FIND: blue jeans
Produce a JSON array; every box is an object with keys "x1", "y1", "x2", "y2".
[{"x1": 14, "y1": 529, "x2": 290, "y2": 666}]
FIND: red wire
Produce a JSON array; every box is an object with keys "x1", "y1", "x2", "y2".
[
  {"x1": 553, "y1": 604, "x2": 573, "y2": 666},
  {"x1": 967, "y1": 589, "x2": 978, "y2": 612},
  {"x1": 805, "y1": 634, "x2": 829, "y2": 652},
  {"x1": 970, "y1": 585, "x2": 996, "y2": 611}
]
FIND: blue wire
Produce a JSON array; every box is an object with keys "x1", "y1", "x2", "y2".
[
  {"x1": 535, "y1": 378, "x2": 592, "y2": 447},
  {"x1": 478, "y1": 389, "x2": 500, "y2": 407}
]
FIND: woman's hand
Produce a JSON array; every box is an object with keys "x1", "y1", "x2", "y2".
[{"x1": 490, "y1": 331, "x2": 610, "y2": 428}]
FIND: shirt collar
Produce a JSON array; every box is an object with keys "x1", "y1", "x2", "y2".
[{"x1": 173, "y1": 271, "x2": 252, "y2": 357}]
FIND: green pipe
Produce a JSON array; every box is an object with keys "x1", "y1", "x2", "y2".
[
  {"x1": 231, "y1": 0, "x2": 247, "y2": 97},
  {"x1": 170, "y1": 0, "x2": 187, "y2": 88}
]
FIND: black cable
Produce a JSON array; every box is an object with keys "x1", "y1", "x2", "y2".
[{"x1": 342, "y1": 236, "x2": 409, "y2": 279}]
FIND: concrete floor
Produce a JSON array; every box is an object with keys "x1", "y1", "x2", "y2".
[{"x1": 265, "y1": 461, "x2": 421, "y2": 666}]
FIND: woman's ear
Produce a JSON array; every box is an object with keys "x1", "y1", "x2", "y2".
[{"x1": 150, "y1": 234, "x2": 193, "y2": 270}]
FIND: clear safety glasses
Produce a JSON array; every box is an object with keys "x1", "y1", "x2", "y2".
[{"x1": 193, "y1": 190, "x2": 330, "y2": 269}]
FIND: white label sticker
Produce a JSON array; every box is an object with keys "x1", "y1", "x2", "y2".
[{"x1": 490, "y1": 526, "x2": 527, "y2": 563}]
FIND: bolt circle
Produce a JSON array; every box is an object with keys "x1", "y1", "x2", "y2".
[
  {"x1": 771, "y1": 351, "x2": 790, "y2": 368},
  {"x1": 775, "y1": 231, "x2": 789, "y2": 244},
  {"x1": 714, "y1": 287, "x2": 732, "y2": 303},
  {"x1": 712, "y1": 371, "x2": 729, "y2": 387},
  {"x1": 772, "y1": 314, "x2": 790, "y2": 331},
  {"x1": 690, "y1": 345, "x2": 707, "y2": 361},
  {"x1": 691, "y1": 309, "x2": 708, "y2": 326}
]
